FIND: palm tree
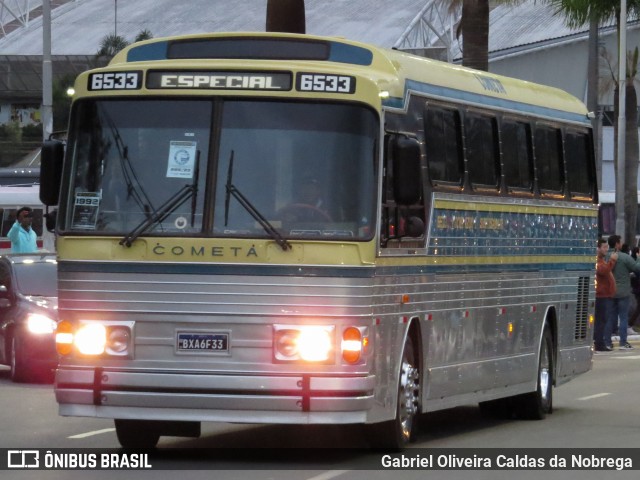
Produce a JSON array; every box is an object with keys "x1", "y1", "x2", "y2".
[
  {"x1": 460, "y1": 0, "x2": 490, "y2": 71},
  {"x1": 134, "y1": 29, "x2": 153, "y2": 42},
  {"x1": 96, "y1": 33, "x2": 129, "y2": 59},
  {"x1": 602, "y1": 46, "x2": 640, "y2": 245},
  {"x1": 549, "y1": 0, "x2": 640, "y2": 245},
  {"x1": 266, "y1": 0, "x2": 306, "y2": 33},
  {"x1": 446, "y1": 0, "x2": 522, "y2": 72}
]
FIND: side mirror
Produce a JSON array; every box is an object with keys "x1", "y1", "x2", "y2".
[
  {"x1": 45, "y1": 210, "x2": 57, "y2": 232},
  {"x1": 392, "y1": 136, "x2": 422, "y2": 205},
  {"x1": 40, "y1": 140, "x2": 65, "y2": 206},
  {"x1": 404, "y1": 216, "x2": 425, "y2": 237}
]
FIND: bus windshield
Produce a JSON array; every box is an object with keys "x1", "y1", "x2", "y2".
[{"x1": 62, "y1": 99, "x2": 378, "y2": 242}]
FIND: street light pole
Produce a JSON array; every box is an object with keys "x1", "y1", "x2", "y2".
[
  {"x1": 42, "y1": 0, "x2": 53, "y2": 141},
  {"x1": 615, "y1": 0, "x2": 627, "y2": 239},
  {"x1": 115, "y1": 0, "x2": 118, "y2": 36}
]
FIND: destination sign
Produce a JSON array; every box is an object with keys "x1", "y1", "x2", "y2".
[{"x1": 146, "y1": 71, "x2": 292, "y2": 91}]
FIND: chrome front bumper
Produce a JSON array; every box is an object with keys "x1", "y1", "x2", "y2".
[{"x1": 55, "y1": 368, "x2": 377, "y2": 424}]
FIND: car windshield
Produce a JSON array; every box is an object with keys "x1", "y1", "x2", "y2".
[
  {"x1": 13, "y1": 262, "x2": 57, "y2": 297},
  {"x1": 62, "y1": 99, "x2": 378, "y2": 241}
]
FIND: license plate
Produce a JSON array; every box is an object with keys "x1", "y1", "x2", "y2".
[{"x1": 177, "y1": 332, "x2": 229, "y2": 352}]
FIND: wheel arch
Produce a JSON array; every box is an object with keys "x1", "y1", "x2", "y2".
[
  {"x1": 403, "y1": 316, "x2": 423, "y2": 406},
  {"x1": 542, "y1": 306, "x2": 558, "y2": 386}
]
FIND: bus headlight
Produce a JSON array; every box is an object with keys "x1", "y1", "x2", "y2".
[
  {"x1": 74, "y1": 324, "x2": 106, "y2": 355},
  {"x1": 26, "y1": 313, "x2": 57, "y2": 334},
  {"x1": 55, "y1": 321, "x2": 134, "y2": 357},
  {"x1": 106, "y1": 327, "x2": 131, "y2": 355},
  {"x1": 274, "y1": 325, "x2": 334, "y2": 363}
]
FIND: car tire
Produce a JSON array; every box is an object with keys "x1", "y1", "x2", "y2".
[
  {"x1": 115, "y1": 419, "x2": 161, "y2": 449},
  {"x1": 9, "y1": 334, "x2": 32, "y2": 383}
]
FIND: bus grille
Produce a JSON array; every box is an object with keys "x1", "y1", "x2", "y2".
[{"x1": 574, "y1": 276, "x2": 590, "y2": 340}]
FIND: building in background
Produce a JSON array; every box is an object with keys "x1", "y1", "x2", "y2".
[{"x1": 1, "y1": 0, "x2": 638, "y2": 191}]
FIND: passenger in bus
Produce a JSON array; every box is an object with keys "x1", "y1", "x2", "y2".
[
  {"x1": 607, "y1": 235, "x2": 640, "y2": 350},
  {"x1": 7, "y1": 206, "x2": 38, "y2": 253},
  {"x1": 595, "y1": 238, "x2": 617, "y2": 352}
]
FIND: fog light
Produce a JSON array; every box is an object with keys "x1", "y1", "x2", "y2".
[{"x1": 75, "y1": 324, "x2": 106, "y2": 355}]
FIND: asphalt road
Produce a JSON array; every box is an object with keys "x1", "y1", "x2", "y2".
[{"x1": 1, "y1": 346, "x2": 640, "y2": 479}]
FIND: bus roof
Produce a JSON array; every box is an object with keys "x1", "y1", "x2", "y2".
[
  {"x1": 0, "y1": 185, "x2": 42, "y2": 208},
  {"x1": 99, "y1": 32, "x2": 588, "y2": 125}
]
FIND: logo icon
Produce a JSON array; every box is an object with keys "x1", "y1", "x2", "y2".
[
  {"x1": 173, "y1": 149, "x2": 190, "y2": 165},
  {"x1": 8, "y1": 450, "x2": 39, "y2": 468}
]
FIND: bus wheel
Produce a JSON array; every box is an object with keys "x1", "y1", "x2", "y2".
[
  {"x1": 516, "y1": 325, "x2": 553, "y2": 420},
  {"x1": 371, "y1": 336, "x2": 420, "y2": 449},
  {"x1": 114, "y1": 419, "x2": 161, "y2": 448}
]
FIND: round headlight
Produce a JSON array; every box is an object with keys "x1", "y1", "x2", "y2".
[{"x1": 107, "y1": 328, "x2": 131, "y2": 354}]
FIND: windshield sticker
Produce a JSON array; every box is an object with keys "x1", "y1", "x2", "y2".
[
  {"x1": 72, "y1": 192, "x2": 100, "y2": 230},
  {"x1": 167, "y1": 141, "x2": 197, "y2": 179}
]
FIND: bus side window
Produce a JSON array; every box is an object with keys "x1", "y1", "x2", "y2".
[
  {"x1": 565, "y1": 131, "x2": 595, "y2": 199},
  {"x1": 534, "y1": 126, "x2": 564, "y2": 194},
  {"x1": 464, "y1": 113, "x2": 499, "y2": 190},
  {"x1": 424, "y1": 106, "x2": 463, "y2": 187},
  {"x1": 502, "y1": 120, "x2": 534, "y2": 192}
]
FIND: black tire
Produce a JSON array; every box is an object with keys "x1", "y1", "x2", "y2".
[
  {"x1": 515, "y1": 325, "x2": 554, "y2": 420},
  {"x1": 370, "y1": 336, "x2": 420, "y2": 449},
  {"x1": 9, "y1": 334, "x2": 32, "y2": 383},
  {"x1": 114, "y1": 419, "x2": 161, "y2": 449}
]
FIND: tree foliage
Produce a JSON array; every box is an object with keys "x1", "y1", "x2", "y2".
[
  {"x1": 550, "y1": 0, "x2": 640, "y2": 244},
  {"x1": 96, "y1": 30, "x2": 154, "y2": 60}
]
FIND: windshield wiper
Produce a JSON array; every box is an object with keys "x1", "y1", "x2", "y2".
[
  {"x1": 119, "y1": 184, "x2": 195, "y2": 247},
  {"x1": 120, "y1": 154, "x2": 200, "y2": 247},
  {"x1": 224, "y1": 151, "x2": 291, "y2": 251}
]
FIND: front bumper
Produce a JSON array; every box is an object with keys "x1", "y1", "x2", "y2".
[{"x1": 55, "y1": 368, "x2": 377, "y2": 424}]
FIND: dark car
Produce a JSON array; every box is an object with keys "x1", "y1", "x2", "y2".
[{"x1": 0, "y1": 254, "x2": 58, "y2": 382}]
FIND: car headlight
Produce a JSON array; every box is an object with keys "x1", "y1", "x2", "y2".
[{"x1": 26, "y1": 313, "x2": 57, "y2": 334}]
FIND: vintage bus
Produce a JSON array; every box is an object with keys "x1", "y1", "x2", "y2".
[{"x1": 40, "y1": 32, "x2": 598, "y2": 449}]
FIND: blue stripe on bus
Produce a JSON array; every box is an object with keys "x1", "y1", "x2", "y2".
[
  {"x1": 384, "y1": 80, "x2": 590, "y2": 124},
  {"x1": 58, "y1": 261, "x2": 593, "y2": 278},
  {"x1": 127, "y1": 42, "x2": 169, "y2": 62},
  {"x1": 328, "y1": 42, "x2": 373, "y2": 65}
]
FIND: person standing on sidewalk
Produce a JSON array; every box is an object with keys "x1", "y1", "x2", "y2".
[
  {"x1": 607, "y1": 235, "x2": 640, "y2": 350},
  {"x1": 595, "y1": 239, "x2": 617, "y2": 352}
]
